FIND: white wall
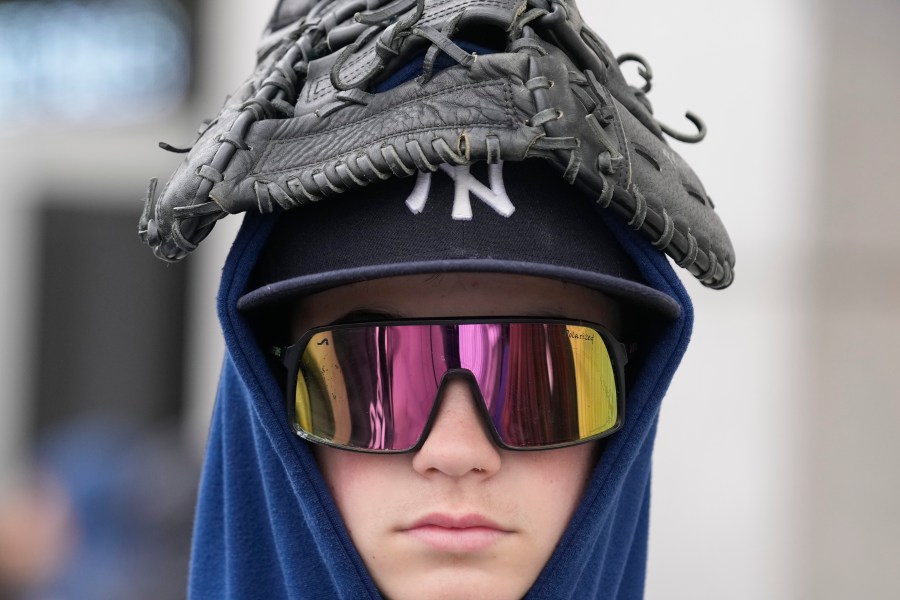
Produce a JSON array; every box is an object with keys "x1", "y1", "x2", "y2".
[{"x1": 581, "y1": 3, "x2": 821, "y2": 598}]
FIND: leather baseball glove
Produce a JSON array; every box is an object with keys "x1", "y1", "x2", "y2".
[{"x1": 139, "y1": 0, "x2": 735, "y2": 289}]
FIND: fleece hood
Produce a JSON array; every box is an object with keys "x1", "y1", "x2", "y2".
[{"x1": 188, "y1": 205, "x2": 693, "y2": 599}]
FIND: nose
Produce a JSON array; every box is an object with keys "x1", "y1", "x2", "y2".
[{"x1": 411, "y1": 377, "x2": 502, "y2": 478}]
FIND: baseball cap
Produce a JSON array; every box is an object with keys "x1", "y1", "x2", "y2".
[{"x1": 237, "y1": 159, "x2": 680, "y2": 319}]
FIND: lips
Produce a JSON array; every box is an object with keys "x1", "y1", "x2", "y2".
[{"x1": 402, "y1": 513, "x2": 512, "y2": 552}]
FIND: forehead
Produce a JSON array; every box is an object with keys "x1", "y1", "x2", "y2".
[{"x1": 290, "y1": 272, "x2": 625, "y2": 337}]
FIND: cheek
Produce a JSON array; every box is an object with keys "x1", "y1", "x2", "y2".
[
  {"x1": 315, "y1": 447, "x2": 366, "y2": 497},
  {"x1": 531, "y1": 442, "x2": 596, "y2": 485},
  {"x1": 314, "y1": 447, "x2": 405, "y2": 527},
  {"x1": 516, "y1": 443, "x2": 598, "y2": 523}
]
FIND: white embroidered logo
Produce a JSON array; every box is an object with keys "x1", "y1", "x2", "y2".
[{"x1": 405, "y1": 162, "x2": 515, "y2": 220}]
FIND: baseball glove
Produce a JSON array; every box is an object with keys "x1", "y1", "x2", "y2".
[{"x1": 139, "y1": 0, "x2": 735, "y2": 289}]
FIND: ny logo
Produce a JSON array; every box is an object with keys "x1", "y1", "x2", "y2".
[{"x1": 405, "y1": 162, "x2": 516, "y2": 220}]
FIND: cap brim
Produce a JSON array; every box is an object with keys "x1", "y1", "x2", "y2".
[{"x1": 237, "y1": 258, "x2": 681, "y2": 320}]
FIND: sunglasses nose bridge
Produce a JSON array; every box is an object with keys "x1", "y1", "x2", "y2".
[
  {"x1": 419, "y1": 368, "x2": 501, "y2": 447},
  {"x1": 437, "y1": 368, "x2": 484, "y2": 400}
]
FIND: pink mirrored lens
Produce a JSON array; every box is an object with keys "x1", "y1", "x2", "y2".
[{"x1": 295, "y1": 322, "x2": 617, "y2": 450}]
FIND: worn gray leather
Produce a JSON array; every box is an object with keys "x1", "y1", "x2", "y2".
[{"x1": 140, "y1": 0, "x2": 735, "y2": 288}]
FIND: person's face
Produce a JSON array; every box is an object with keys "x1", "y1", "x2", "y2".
[{"x1": 291, "y1": 273, "x2": 624, "y2": 600}]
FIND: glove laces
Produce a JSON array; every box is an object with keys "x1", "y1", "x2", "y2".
[{"x1": 330, "y1": 0, "x2": 477, "y2": 90}]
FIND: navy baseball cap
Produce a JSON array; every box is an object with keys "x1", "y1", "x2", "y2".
[{"x1": 238, "y1": 159, "x2": 680, "y2": 319}]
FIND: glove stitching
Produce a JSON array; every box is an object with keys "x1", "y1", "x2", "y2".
[
  {"x1": 253, "y1": 122, "x2": 515, "y2": 179},
  {"x1": 627, "y1": 184, "x2": 648, "y2": 230},
  {"x1": 356, "y1": 154, "x2": 394, "y2": 181},
  {"x1": 173, "y1": 202, "x2": 225, "y2": 219},
  {"x1": 502, "y1": 75, "x2": 517, "y2": 127},
  {"x1": 196, "y1": 165, "x2": 225, "y2": 184},
  {"x1": 320, "y1": 0, "x2": 510, "y2": 97},
  {"x1": 138, "y1": 178, "x2": 159, "y2": 245},
  {"x1": 255, "y1": 132, "x2": 513, "y2": 209},
  {"x1": 286, "y1": 178, "x2": 320, "y2": 203},
  {"x1": 313, "y1": 170, "x2": 346, "y2": 194},
  {"x1": 510, "y1": 7, "x2": 549, "y2": 38},
  {"x1": 171, "y1": 221, "x2": 199, "y2": 253},
  {"x1": 274, "y1": 80, "x2": 512, "y2": 148},
  {"x1": 509, "y1": 37, "x2": 547, "y2": 56},
  {"x1": 676, "y1": 231, "x2": 700, "y2": 269},
  {"x1": 251, "y1": 79, "x2": 515, "y2": 174},
  {"x1": 417, "y1": 11, "x2": 467, "y2": 84},
  {"x1": 381, "y1": 145, "x2": 418, "y2": 177},
  {"x1": 651, "y1": 209, "x2": 675, "y2": 250},
  {"x1": 336, "y1": 162, "x2": 370, "y2": 187},
  {"x1": 596, "y1": 174, "x2": 614, "y2": 208},
  {"x1": 405, "y1": 140, "x2": 440, "y2": 172},
  {"x1": 216, "y1": 133, "x2": 252, "y2": 152},
  {"x1": 700, "y1": 250, "x2": 719, "y2": 284},
  {"x1": 526, "y1": 107, "x2": 563, "y2": 127}
]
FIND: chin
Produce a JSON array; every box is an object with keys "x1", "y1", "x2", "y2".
[{"x1": 375, "y1": 566, "x2": 535, "y2": 600}]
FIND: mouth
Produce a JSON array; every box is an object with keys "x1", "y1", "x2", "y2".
[{"x1": 401, "y1": 513, "x2": 512, "y2": 552}]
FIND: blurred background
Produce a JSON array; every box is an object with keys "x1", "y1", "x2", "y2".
[{"x1": 0, "y1": 0, "x2": 896, "y2": 598}]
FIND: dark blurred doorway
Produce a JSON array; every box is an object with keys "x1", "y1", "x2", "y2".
[{"x1": 30, "y1": 204, "x2": 188, "y2": 438}]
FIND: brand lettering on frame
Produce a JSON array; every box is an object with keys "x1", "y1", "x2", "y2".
[{"x1": 404, "y1": 162, "x2": 516, "y2": 220}]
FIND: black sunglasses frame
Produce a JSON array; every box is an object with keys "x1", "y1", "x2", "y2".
[{"x1": 278, "y1": 317, "x2": 629, "y2": 453}]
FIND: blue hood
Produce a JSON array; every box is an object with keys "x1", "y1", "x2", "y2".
[{"x1": 189, "y1": 208, "x2": 693, "y2": 599}]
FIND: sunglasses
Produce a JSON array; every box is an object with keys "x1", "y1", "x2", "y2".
[{"x1": 277, "y1": 318, "x2": 628, "y2": 452}]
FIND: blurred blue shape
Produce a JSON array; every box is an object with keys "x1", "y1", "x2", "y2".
[
  {"x1": 29, "y1": 418, "x2": 198, "y2": 600},
  {"x1": 0, "y1": 0, "x2": 191, "y2": 125}
]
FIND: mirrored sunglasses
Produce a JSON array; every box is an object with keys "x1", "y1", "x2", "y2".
[{"x1": 277, "y1": 318, "x2": 628, "y2": 452}]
